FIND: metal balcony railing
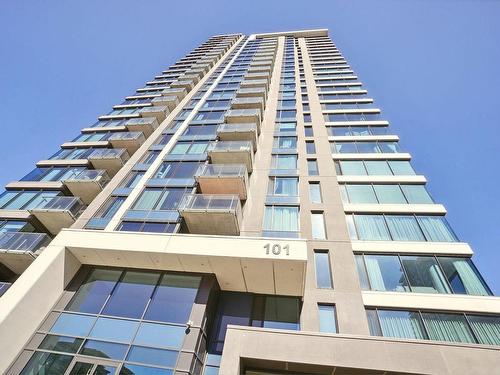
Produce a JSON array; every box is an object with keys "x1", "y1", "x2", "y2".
[
  {"x1": 89, "y1": 148, "x2": 128, "y2": 160},
  {"x1": 63, "y1": 169, "x2": 110, "y2": 185}
]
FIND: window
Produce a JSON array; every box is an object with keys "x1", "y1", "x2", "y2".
[
  {"x1": 92, "y1": 197, "x2": 125, "y2": 221},
  {"x1": 308, "y1": 182, "x2": 322, "y2": 203},
  {"x1": 118, "y1": 221, "x2": 177, "y2": 234},
  {"x1": 347, "y1": 214, "x2": 458, "y2": 242},
  {"x1": 170, "y1": 141, "x2": 208, "y2": 155},
  {"x1": 304, "y1": 126, "x2": 314, "y2": 137},
  {"x1": 335, "y1": 160, "x2": 416, "y2": 176},
  {"x1": 306, "y1": 141, "x2": 316, "y2": 154},
  {"x1": 154, "y1": 161, "x2": 201, "y2": 179},
  {"x1": 273, "y1": 136, "x2": 297, "y2": 149},
  {"x1": 318, "y1": 304, "x2": 337, "y2": 333},
  {"x1": 271, "y1": 155, "x2": 297, "y2": 170},
  {"x1": 356, "y1": 253, "x2": 490, "y2": 296},
  {"x1": 311, "y1": 212, "x2": 327, "y2": 239},
  {"x1": 367, "y1": 308, "x2": 500, "y2": 345},
  {"x1": 263, "y1": 206, "x2": 299, "y2": 232},
  {"x1": 314, "y1": 251, "x2": 333, "y2": 288},
  {"x1": 276, "y1": 122, "x2": 296, "y2": 132},
  {"x1": 307, "y1": 159, "x2": 319, "y2": 175},
  {"x1": 268, "y1": 177, "x2": 298, "y2": 196},
  {"x1": 132, "y1": 188, "x2": 189, "y2": 211},
  {"x1": 208, "y1": 292, "x2": 301, "y2": 353},
  {"x1": 121, "y1": 172, "x2": 144, "y2": 189}
]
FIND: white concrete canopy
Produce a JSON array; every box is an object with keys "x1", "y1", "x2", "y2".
[{"x1": 53, "y1": 229, "x2": 307, "y2": 296}]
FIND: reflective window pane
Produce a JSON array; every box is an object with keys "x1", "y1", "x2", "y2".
[
  {"x1": 50, "y1": 313, "x2": 96, "y2": 337},
  {"x1": 364, "y1": 255, "x2": 409, "y2": 292},
  {"x1": 120, "y1": 364, "x2": 173, "y2": 375},
  {"x1": 89, "y1": 317, "x2": 140, "y2": 343},
  {"x1": 66, "y1": 268, "x2": 122, "y2": 314},
  {"x1": 20, "y1": 351, "x2": 72, "y2": 375},
  {"x1": 318, "y1": 304, "x2": 337, "y2": 333},
  {"x1": 437, "y1": 257, "x2": 491, "y2": 296},
  {"x1": 134, "y1": 322, "x2": 185, "y2": 349},
  {"x1": 346, "y1": 185, "x2": 377, "y2": 203},
  {"x1": 79, "y1": 340, "x2": 128, "y2": 360},
  {"x1": 467, "y1": 315, "x2": 500, "y2": 345},
  {"x1": 373, "y1": 185, "x2": 406, "y2": 204},
  {"x1": 103, "y1": 271, "x2": 161, "y2": 319},
  {"x1": 38, "y1": 335, "x2": 83, "y2": 354},
  {"x1": 263, "y1": 296, "x2": 300, "y2": 330},
  {"x1": 400, "y1": 256, "x2": 451, "y2": 294},
  {"x1": 314, "y1": 251, "x2": 333, "y2": 288},
  {"x1": 126, "y1": 346, "x2": 178, "y2": 368},
  {"x1": 145, "y1": 274, "x2": 200, "y2": 324}
]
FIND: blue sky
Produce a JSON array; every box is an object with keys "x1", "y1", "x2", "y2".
[{"x1": 0, "y1": 0, "x2": 499, "y2": 292}]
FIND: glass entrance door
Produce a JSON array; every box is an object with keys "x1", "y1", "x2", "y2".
[{"x1": 65, "y1": 359, "x2": 118, "y2": 375}]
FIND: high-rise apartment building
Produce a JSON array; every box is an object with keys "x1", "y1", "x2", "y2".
[{"x1": 0, "y1": 29, "x2": 498, "y2": 375}]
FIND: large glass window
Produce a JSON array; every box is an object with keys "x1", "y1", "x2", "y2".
[
  {"x1": 102, "y1": 270, "x2": 160, "y2": 319},
  {"x1": 356, "y1": 253, "x2": 491, "y2": 296},
  {"x1": 271, "y1": 155, "x2": 297, "y2": 170},
  {"x1": 268, "y1": 177, "x2": 298, "y2": 196},
  {"x1": 19, "y1": 267, "x2": 204, "y2": 374},
  {"x1": 335, "y1": 160, "x2": 416, "y2": 176},
  {"x1": 132, "y1": 188, "x2": 189, "y2": 211},
  {"x1": 347, "y1": 214, "x2": 458, "y2": 242},
  {"x1": 263, "y1": 206, "x2": 299, "y2": 232}
]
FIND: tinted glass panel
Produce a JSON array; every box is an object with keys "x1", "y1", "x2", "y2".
[
  {"x1": 318, "y1": 305, "x2": 337, "y2": 333},
  {"x1": 314, "y1": 251, "x2": 332, "y2": 288},
  {"x1": 89, "y1": 317, "x2": 140, "y2": 343},
  {"x1": 79, "y1": 340, "x2": 128, "y2": 360},
  {"x1": 263, "y1": 296, "x2": 300, "y2": 330},
  {"x1": 103, "y1": 271, "x2": 160, "y2": 319},
  {"x1": 66, "y1": 268, "x2": 122, "y2": 314},
  {"x1": 50, "y1": 313, "x2": 96, "y2": 337},
  {"x1": 38, "y1": 335, "x2": 83, "y2": 354},
  {"x1": 145, "y1": 274, "x2": 200, "y2": 324},
  {"x1": 400, "y1": 256, "x2": 451, "y2": 294},
  {"x1": 20, "y1": 351, "x2": 72, "y2": 375},
  {"x1": 364, "y1": 255, "x2": 409, "y2": 292},
  {"x1": 120, "y1": 364, "x2": 173, "y2": 375},
  {"x1": 126, "y1": 346, "x2": 178, "y2": 368},
  {"x1": 378, "y1": 310, "x2": 427, "y2": 340},
  {"x1": 134, "y1": 323, "x2": 185, "y2": 349}
]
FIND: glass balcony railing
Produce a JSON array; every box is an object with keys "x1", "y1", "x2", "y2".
[
  {"x1": 208, "y1": 140, "x2": 253, "y2": 153},
  {"x1": 89, "y1": 148, "x2": 128, "y2": 160},
  {"x1": 179, "y1": 194, "x2": 240, "y2": 213},
  {"x1": 32, "y1": 196, "x2": 84, "y2": 216},
  {"x1": 108, "y1": 131, "x2": 144, "y2": 142},
  {"x1": 195, "y1": 164, "x2": 247, "y2": 179},
  {"x1": 0, "y1": 232, "x2": 51, "y2": 253},
  {"x1": 63, "y1": 169, "x2": 110, "y2": 186}
]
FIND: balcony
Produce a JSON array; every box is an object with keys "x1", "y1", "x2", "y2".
[
  {"x1": 217, "y1": 123, "x2": 258, "y2": 149},
  {"x1": 240, "y1": 79, "x2": 269, "y2": 91},
  {"x1": 245, "y1": 72, "x2": 271, "y2": 84},
  {"x1": 88, "y1": 148, "x2": 130, "y2": 177},
  {"x1": 195, "y1": 164, "x2": 248, "y2": 200},
  {"x1": 125, "y1": 117, "x2": 159, "y2": 137},
  {"x1": 108, "y1": 131, "x2": 146, "y2": 155},
  {"x1": 161, "y1": 87, "x2": 188, "y2": 99},
  {"x1": 225, "y1": 109, "x2": 262, "y2": 133},
  {"x1": 170, "y1": 79, "x2": 195, "y2": 91},
  {"x1": 139, "y1": 106, "x2": 169, "y2": 123},
  {"x1": 151, "y1": 95, "x2": 179, "y2": 111},
  {"x1": 208, "y1": 141, "x2": 254, "y2": 173},
  {"x1": 30, "y1": 197, "x2": 85, "y2": 235},
  {"x1": 178, "y1": 194, "x2": 242, "y2": 235},
  {"x1": 62, "y1": 169, "x2": 110, "y2": 204},
  {"x1": 231, "y1": 97, "x2": 264, "y2": 117},
  {"x1": 236, "y1": 87, "x2": 267, "y2": 102},
  {"x1": 0, "y1": 232, "x2": 51, "y2": 272}
]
